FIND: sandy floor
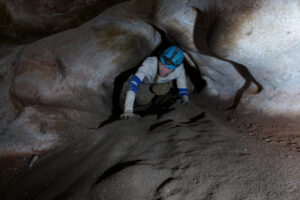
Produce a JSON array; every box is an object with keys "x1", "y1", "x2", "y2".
[{"x1": 1, "y1": 99, "x2": 300, "y2": 200}]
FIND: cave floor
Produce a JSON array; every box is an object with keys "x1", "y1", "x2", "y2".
[{"x1": 1, "y1": 101, "x2": 300, "y2": 200}]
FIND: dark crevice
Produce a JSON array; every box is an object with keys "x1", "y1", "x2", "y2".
[
  {"x1": 97, "y1": 116, "x2": 118, "y2": 129},
  {"x1": 171, "y1": 124, "x2": 182, "y2": 129},
  {"x1": 54, "y1": 191, "x2": 69, "y2": 200},
  {"x1": 138, "y1": 93, "x2": 177, "y2": 120},
  {"x1": 156, "y1": 177, "x2": 176, "y2": 192},
  {"x1": 0, "y1": 74, "x2": 4, "y2": 82},
  {"x1": 181, "y1": 112, "x2": 206, "y2": 124},
  {"x1": 149, "y1": 119, "x2": 174, "y2": 131},
  {"x1": 56, "y1": 57, "x2": 66, "y2": 79},
  {"x1": 54, "y1": 175, "x2": 93, "y2": 200},
  {"x1": 183, "y1": 59, "x2": 207, "y2": 93},
  {"x1": 93, "y1": 160, "x2": 143, "y2": 185}
]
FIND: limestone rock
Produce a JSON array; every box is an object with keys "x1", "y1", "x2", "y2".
[
  {"x1": 11, "y1": 10, "x2": 161, "y2": 122},
  {"x1": 3, "y1": 1, "x2": 300, "y2": 200},
  {"x1": 0, "y1": 0, "x2": 126, "y2": 42}
]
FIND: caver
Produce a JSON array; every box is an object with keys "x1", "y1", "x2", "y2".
[{"x1": 121, "y1": 46, "x2": 189, "y2": 119}]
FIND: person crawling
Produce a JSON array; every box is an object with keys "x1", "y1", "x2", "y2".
[{"x1": 121, "y1": 46, "x2": 189, "y2": 119}]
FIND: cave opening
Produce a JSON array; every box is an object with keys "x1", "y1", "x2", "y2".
[{"x1": 99, "y1": 29, "x2": 206, "y2": 128}]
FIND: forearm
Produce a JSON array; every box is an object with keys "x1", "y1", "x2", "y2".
[
  {"x1": 176, "y1": 76, "x2": 189, "y2": 97},
  {"x1": 124, "y1": 75, "x2": 142, "y2": 113},
  {"x1": 124, "y1": 90, "x2": 136, "y2": 113}
]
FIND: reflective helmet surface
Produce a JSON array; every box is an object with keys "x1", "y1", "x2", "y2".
[{"x1": 160, "y1": 46, "x2": 184, "y2": 70}]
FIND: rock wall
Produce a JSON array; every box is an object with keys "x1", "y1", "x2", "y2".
[
  {"x1": 3, "y1": 0, "x2": 300, "y2": 164},
  {"x1": 2, "y1": 0, "x2": 300, "y2": 199},
  {"x1": 0, "y1": 0, "x2": 126, "y2": 42},
  {"x1": 2, "y1": 1, "x2": 161, "y2": 154}
]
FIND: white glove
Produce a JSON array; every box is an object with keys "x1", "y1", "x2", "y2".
[
  {"x1": 120, "y1": 112, "x2": 141, "y2": 120},
  {"x1": 180, "y1": 95, "x2": 189, "y2": 105}
]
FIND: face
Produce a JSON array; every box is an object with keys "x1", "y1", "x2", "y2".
[{"x1": 158, "y1": 61, "x2": 173, "y2": 77}]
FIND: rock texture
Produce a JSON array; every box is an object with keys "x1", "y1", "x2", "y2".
[
  {"x1": 2, "y1": 0, "x2": 300, "y2": 200},
  {"x1": 2, "y1": 1, "x2": 161, "y2": 154},
  {"x1": 0, "y1": 0, "x2": 126, "y2": 42},
  {"x1": 2, "y1": 103, "x2": 300, "y2": 200}
]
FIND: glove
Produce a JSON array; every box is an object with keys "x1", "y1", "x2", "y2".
[
  {"x1": 120, "y1": 112, "x2": 141, "y2": 120},
  {"x1": 179, "y1": 95, "x2": 189, "y2": 105}
]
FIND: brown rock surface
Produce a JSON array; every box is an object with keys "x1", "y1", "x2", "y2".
[
  {"x1": 0, "y1": 0, "x2": 126, "y2": 42},
  {"x1": 2, "y1": 0, "x2": 300, "y2": 200}
]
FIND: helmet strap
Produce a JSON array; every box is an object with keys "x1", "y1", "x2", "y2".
[{"x1": 170, "y1": 47, "x2": 179, "y2": 60}]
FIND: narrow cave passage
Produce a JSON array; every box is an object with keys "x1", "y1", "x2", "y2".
[
  {"x1": 99, "y1": 29, "x2": 206, "y2": 128},
  {"x1": 2, "y1": 0, "x2": 300, "y2": 200}
]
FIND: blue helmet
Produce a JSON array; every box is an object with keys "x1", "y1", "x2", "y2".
[{"x1": 160, "y1": 46, "x2": 184, "y2": 70}]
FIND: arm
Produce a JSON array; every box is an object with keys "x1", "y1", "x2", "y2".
[
  {"x1": 123, "y1": 75, "x2": 142, "y2": 114},
  {"x1": 121, "y1": 58, "x2": 153, "y2": 119},
  {"x1": 176, "y1": 66, "x2": 189, "y2": 105}
]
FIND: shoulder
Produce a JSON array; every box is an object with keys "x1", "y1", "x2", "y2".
[
  {"x1": 136, "y1": 56, "x2": 158, "y2": 76},
  {"x1": 140, "y1": 56, "x2": 158, "y2": 71},
  {"x1": 175, "y1": 63, "x2": 185, "y2": 73},
  {"x1": 170, "y1": 64, "x2": 185, "y2": 79},
  {"x1": 143, "y1": 56, "x2": 157, "y2": 65}
]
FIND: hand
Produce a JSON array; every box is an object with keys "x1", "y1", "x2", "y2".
[
  {"x1": 120, "y1": 112, "x2": 141, "y2": 120},
  {"x1": 179, "y1": 95, "x2": 189, "y2": 105}
]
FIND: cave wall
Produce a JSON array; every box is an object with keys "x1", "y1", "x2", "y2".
[
  {"x1": 2, "y1": 0, "x2": 300, "y2": 199},
  {"x1": 0, "y1": 0, "x2": 126, "y2": 42},
  {"x1": 4, "y1": 0, "x2": 300, "y2": 153}
]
